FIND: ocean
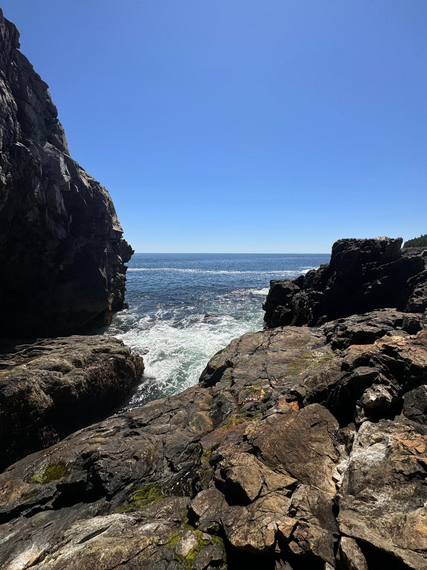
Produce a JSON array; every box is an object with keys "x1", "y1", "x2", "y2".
[{"x1": 109, "y1": 253, "x2": 330, "y2": 410}]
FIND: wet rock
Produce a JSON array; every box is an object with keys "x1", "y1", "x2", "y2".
[
  {"x1": 0, "y1": 10, "x2": 132, "y2": 337},
  {"x1": 0, "y1": 335, "x2": 144, "y2": 471}
]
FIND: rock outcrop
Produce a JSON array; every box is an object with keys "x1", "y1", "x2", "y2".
[
  {"x1": 0, "y1": 335, "x2": 144, "y2": 472},
  {"x1": 263, "y1": 237, "x2": 427, "y2": 328},
  {"x1": 0, "y1": 9, "x2": 133, "y2": 337},
  {"x1": 1, "y1": 9, "x2": 427, "y2": 570},
  {"x1": 1, "y1": 312, "x2": 426, "y2": 569}
]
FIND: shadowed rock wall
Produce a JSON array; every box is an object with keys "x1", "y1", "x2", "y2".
[
  {"x1": 263, "y1": 237, "x2": 427, "y2": 328},
  {"x1": 0, "y1": 10, "x2": 133, "y2": 337}
]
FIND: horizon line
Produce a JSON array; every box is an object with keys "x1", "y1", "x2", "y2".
[{"x1": 132, "y1": 251, "x2": 330, "y2": 255}]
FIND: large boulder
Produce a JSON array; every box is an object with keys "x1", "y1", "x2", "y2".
[
  {"x1": 263, "y1": 237, "x2": 427, "y2": 327},
  {"x1": 0, "y1": 335, "x2": 144, "y2": 471},
  {"x1": 0, "y1": 10, "x2": 132, "y2": 337}
]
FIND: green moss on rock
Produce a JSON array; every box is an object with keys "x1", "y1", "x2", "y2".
[
  {"x1": 30, "y1": 463, "x2": 67, "y2": 484},
  {"x1": 286, "y1": 347, "x2": 334, "y2": 376},
  {"x1": 220, "y1": 410, "x2": 261, "y2": 430},
  {"x1": 185, "y1": 530, "x2": 208, "y2": 564},
  {"x1": 115, "y1": 483, "x2": 165, "y2": 513}
]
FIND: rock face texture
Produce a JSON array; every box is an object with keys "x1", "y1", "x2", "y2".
[
  {"x1": 0, "y1": 10, "x2": 133, "y2": 337},
  {"x1": 2, "y1": 10, "x2": 427, "y2": 569},
  {"x1": 263, "y1": 237, "x2": 427, "y2": 328},
  {"x1": 0, "y1": 335, "x2": 144, "y2": 471},
  {"x1": 1, "y1": 312, "x2": 427, "y2": 569}
]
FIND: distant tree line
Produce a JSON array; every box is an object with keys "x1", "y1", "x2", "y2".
[{"x1": 403, "y1": 234, "x2": 427, "y2": 248}]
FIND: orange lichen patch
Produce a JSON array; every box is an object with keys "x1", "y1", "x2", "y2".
[
  {"x1": 374, "y1": 332, "x2": 427, "y2": 367},
  {"x1": 407, "y1": 512, "x2": 427, "y2": 550},
  {"x1": 200, "y1": 421, "x2": 249, "y2": 449},
  {"x1": 415, "y1": 521, "x2": 427, "y2": 538},
  {"x1": 278, "y1": 398, "x2": 300, "y2": 412},
  {"x1": 238, "y1": 385, "x2": 268, "y2": 406},
  {"x1": 398, "y1": 435, "x2": 427, "y2": 456},
  {"x1": 414, "y1": 330, "x2": 427, "y2": 343}
]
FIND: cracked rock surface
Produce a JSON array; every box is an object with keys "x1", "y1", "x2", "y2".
[
  {"x1": 1, "y1": 313, "x2": 426, "y2": 569},
  {"x1": 1, "y1": 8, "x2": 427, "y2": 570}
]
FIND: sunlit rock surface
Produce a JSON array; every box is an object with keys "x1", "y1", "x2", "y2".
[{"x1": 1, "y1": 320, "x2": 426, "y2": 569}]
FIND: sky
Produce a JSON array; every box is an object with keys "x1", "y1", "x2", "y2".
[{"x1": 2, "y1": 1, "x2": 427, "y2": 253}]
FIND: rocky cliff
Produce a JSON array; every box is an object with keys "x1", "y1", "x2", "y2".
[
  {"x1": 0, "y1": 9, "x2": 132, "y2": 337},
  {"x1": 1, "y1": 10, "x2": 427, "y2": 570},
  {"x1": 263, "y1": 237, "x2": 427, "y2": 328},
  {"x1": 0, "y1": 239, "x2": 426, "y2": 570}
]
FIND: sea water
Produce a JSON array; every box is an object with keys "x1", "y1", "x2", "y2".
[{"x1": 109, "y1": 253, "x2": 330, "y2": 410}]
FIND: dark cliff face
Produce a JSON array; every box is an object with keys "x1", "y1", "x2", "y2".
[
  {"x1": 263, "y1": 237, "x2": 427, "y2": 328},
  {"x1": 0, "y1": 10, "x2": 133, "y2": 337}
]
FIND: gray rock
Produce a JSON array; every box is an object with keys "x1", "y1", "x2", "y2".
[
  {"x1": 0, "y1": 497, "x2": 227, "y2": 570},
  {"x1": 0, "y1": 10, "x2": 132, "y2": 337},
  {"x1": 338, "y1": 418, "x2": 427, "y2": 569},
  {"x1": 1, "y1": 314, "x2": 427, "y2": 568},
  {"x1": 338, "y1": 537, "x2": 368, "y2": 570},
  {"x1": 0, "y1": 335, "x2": 144, "y2": 471}
]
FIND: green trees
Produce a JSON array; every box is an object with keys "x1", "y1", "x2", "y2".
[{"x1": 403, "y1": 234, "x2": 427, "y2": 247}]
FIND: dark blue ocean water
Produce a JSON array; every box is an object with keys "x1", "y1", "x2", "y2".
[{"x1": 110, "y1": 253, "x2": 329, "y2": 409}]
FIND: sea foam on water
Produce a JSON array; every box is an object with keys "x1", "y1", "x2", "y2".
[{"x1": 109, "y1": 253, "x2": 328, "y2": 410}]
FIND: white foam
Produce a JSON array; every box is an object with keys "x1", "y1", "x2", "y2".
[
  {"x1": 247, "y1": 287, "x2": 270, "y2": 296},
  {"x1": 112, "y1": 310, "x2": 263, "y2": 408},
  {"x1": 229, "y1": 287, "x2": 270, "y2": 297},
  {"x1": 127, "y1": 268, "x2": 306, "y2": 276}
]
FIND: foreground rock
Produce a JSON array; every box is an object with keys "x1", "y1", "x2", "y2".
[
  {"x1": 0, "y1": 10, "x2": 133, "y2": 337},
  {"x1": 0, "y1": 335, "x2": 144, "y2": 471},
  {"x1": 263, "y1": 237, "x2": 427, "y2": 327},
  {"x1": 1, "y1": 312, "x2": 426, "y2": 569}
]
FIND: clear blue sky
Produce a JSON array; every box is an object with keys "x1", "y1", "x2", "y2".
[{"x1": 2, "y1": 1, "x2": 427, "y2": 252}]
